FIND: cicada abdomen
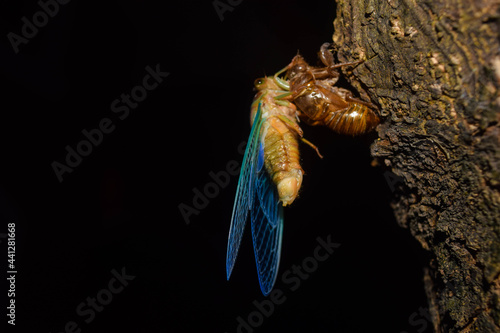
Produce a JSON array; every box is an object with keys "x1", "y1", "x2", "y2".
[
  {"x1": 251, "y1": 78, "x2": 303, "y2": 206},
  {"x1": 291, "y1": 79, "x2": 379, "y2": 135},
  {"x1": 285, "y1": 43, "x2": 380, "y2": 136}
]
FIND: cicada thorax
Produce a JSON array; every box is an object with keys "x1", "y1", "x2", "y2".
[
  {"x1": 252, "y1": 77, "x2": 304, "y2": 206},
  {"x1": 287, "y1": 49, "x2": 380, "y2": 136}
]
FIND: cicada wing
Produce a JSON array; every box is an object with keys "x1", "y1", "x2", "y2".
[
  {"x1": 226, "y1": 103, "x2": 264, "y2": 280},
  {"x1": 251, "y1": 144, "x2": 284, "y2": 296}
]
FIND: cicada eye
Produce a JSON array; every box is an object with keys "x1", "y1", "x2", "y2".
[{"x1": 254, "y1": 78, "x2": 266, "y2": 89}]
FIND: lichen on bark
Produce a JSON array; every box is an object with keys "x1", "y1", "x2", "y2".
[{"x1": 332, "y1": 0, "x2": 500, "y2": 331}]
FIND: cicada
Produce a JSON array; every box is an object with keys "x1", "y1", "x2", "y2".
[
  {"x1": 276, "y1": 43, "x2": 380, "y2": 136},
  {"x1": 226, "y1": 74, "x2": 305, "y2": 296},
  {"x1": 226, "y1": 43, "x2": 377, "y2": 296}
]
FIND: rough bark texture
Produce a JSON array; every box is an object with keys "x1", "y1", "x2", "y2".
[{"x1": 333, "y1": 0, "x2": 500, "y2": 331}]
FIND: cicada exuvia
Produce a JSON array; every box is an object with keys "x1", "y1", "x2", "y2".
[{"x1": 276, "y1": 43, "x2": 380, "y2": 136}]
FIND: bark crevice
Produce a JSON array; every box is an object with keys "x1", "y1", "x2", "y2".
[{"x1": 333, "y1": 0, "x2": 500, "y2": 331}]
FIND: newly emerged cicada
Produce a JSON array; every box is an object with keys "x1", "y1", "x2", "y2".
[
  {"x1": 227, "y1": 43, "x2": 379, "y2": 296},
  {"x1": 276, "y1": 43, "x2": 380, "y2": 136},
  {"x1": 226, "y1": 74, "x2": 308, "y2": 296}
]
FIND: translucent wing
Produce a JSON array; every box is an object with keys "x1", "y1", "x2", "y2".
[
  {"x1": 226, "y1": 97, "x2": 284, "y2": 296},
  {"x1": 251, "y1": 143, "x2": 284, "y2": 296},
  {"x1": 226, "y1": 102, "x2": 265, "y2": 280}
]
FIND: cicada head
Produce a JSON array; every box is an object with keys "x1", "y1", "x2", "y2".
[
  {"x1": 287, "y1": 55, "x2": 310, "y2": 87},
  {"x1": 250, "y1": 77, "x2": 276, "y2": 126},
  {"x1": 254, "y1": 77, "x2": 280, "y2": 91}
]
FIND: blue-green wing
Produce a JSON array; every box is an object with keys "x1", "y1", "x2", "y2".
[
  {"x1": 226, "y1": 103, "x2": 264, "y2": 280},
  {"x1": 251, "y1": 142, "x2": 284, "y2": 296},
  {"x1": 226, "y1": 100, "x2": 284, "y2": 296}
]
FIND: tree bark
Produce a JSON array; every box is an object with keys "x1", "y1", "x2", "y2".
[{"x1": 332, "y1": 0, "x2": 500, "y2": 331}]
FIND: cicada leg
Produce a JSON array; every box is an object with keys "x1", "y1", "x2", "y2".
[
  {"x1": 301, "y1": 138, "x2": 323, "y2": 159},
  {"x1": 326, "y1": 59, "x2": 364, "y2": 76},
  {"x1": 276, "y1": 114, "x2": 303, "y2": 137},
  {"x1": 275, "y1": 91, "x2": 293, "y2": 101},
  {"x1": 273, "y1": 66, "x2": 290, "y2": 90},
  {"x1": 318, "y1": 43, "x2": 365, "y2": 76},
  {"x1": 344, "y1": 93, "x2": 378, "y2": 110},
  {"x1": 318, "y1": 43, "x2": 336, "y2": 68},
  {"x1": 276, "y1": 115, "x2": 323, "y2": 159}
]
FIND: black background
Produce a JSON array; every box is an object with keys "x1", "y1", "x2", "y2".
[{"x1": 1, "y1": 0, "x2": 431, "y2": 332}]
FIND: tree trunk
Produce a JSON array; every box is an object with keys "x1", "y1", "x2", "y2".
[{"x1": 332, "y1": 0, "x2": 500, "y2": 331}]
